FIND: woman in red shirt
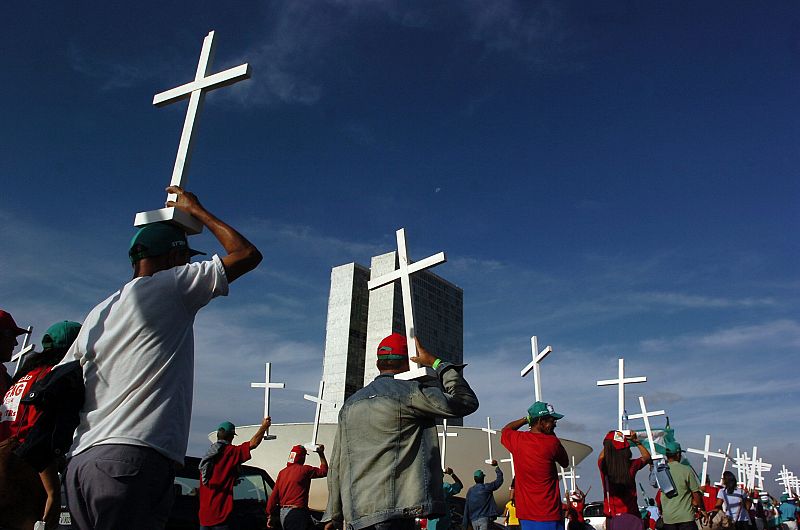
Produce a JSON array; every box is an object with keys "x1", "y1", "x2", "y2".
[{"x1": 598, "y1": 431, "x2": 652, "y2": 530}]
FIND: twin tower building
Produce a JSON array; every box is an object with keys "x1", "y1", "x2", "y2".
[{"x1": 319, "y1": 251, "x2": 464, "y2": 424}]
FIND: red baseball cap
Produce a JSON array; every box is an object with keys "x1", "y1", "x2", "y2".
[
  {"x1": 604, "y1": 430, "x2": 630, "y2": 450},
  {"x1": 377, "y1": 333, "x2": 408, "y2": 359},
  {"x1": 0, "y1": 310, "x2": 29, "y2": 336},
  {"x1": 288, "y1": 445, "x2": 307, "y2": 464}
]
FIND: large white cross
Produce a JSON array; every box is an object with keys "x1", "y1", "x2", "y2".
[
  {"x1": 751, "y1": 457, "x2": 771, "y2": 491},
  {"x1": 686, "y1": 435, "x2": 727, "y2": 486},
  {"x1": 303, "y1": 380, "x2": 337, "y2": 451},
  {"x1": 501, "y1": 453, "x2": 515, "y2": 479},
  {"x1": 558, "y1": 462, "x2": 580, "y2": 497},
  {"x1": 747, "y1": 446, "x2": 759, "y2": 490},
  {"x1": 250, "y1": 362, "x2": 285, "y2": 440},
  {"x1": 520, "y1": 335, "x2": 552, "y2": 402},
  {"x1": 628, "y1": 395, "x2": 665, "y2": 460},
  {"x1": 11, "y1": 325, "x2": 33, "y2": 376},
  {"x1": 134, "y1": 30, "x2": 251, "y2": 234},
  {"x1": 733, "y1": 449, "x2": 750, "y2": 487},
  {"x1": 482, "y1": 417, "x2": 497, "y2": 464},
  {"x1": 568, "y1": 455, "x2": 580, "y2": 493},
  {"x1": 437, "y1": 419, "x2": 458, "y2": 471},
  {"x1": 777, "y1": 466, "x2": 795, "y2": 495},
  {"x1": 596, "y1": 358, "x2": 647, "y2": 433},
  {"x1": 366, "y1": 228, "x2": 446, "y2": 381}
]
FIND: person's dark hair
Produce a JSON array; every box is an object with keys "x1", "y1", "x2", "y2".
[
  {"x1": 602, "y1": 439, "x2": 634, "y2": 495},
  {"x1": 217, "y1": 428, "x2": 234, "y2": 442},
  {"x1": 474, "y1": 475, "x2": 484, "y2": 484},
  {"x1": 723, "y1": 470, "x2": 737, "y2": 494},
  {"x1": 377, "y1": 358, "x2": 405, "y2": 371}
]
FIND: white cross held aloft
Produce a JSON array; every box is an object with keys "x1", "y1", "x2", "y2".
[
  {"x1": 520, "y1": 335, "x2": 552, "y2": 402},
  {"x1": 628, "y1": 395, "x2": 665, "y2": 460},
  {"x1": 733, "y1": 449, "x2": 750, "y2": 487},
  {"x1": 568, "y1": 455, "x2": 580, "y2": 493},
  {"x1": 250, "y1": 362, "x2": 285, "y2": 440},
  {"x1": 500, "y1": 453, "x2": 515, "y2": 479},
  {"x1": 11, "y1": 325, "x2": 33, "y2": 377},
  {"x1": 686, "y1": 435, "x2": 727, "y2": 487},
  {"x1": 482, "y1": 417, "x2": 497, "y2": 464},
  {"x1": 558, "y1": 462, "x2": 580, "y2": 498},
  {"x1": 134, "y1": 30, "x2": 251, "y2": 234},
  {"x1": 366, "y1": 228, "x2": 446, "y2": 381},
  {"x1": 303, "y1": 380, "x2": 337, "y2": 451},
  {"x1": 596, "y1": 358, "x2": 647, "y2": 433},
  {"x1": 777, "y1": 466, "x2": 795, "y2": 495},
  {"x1": 437, "y1": 419, "x2": 458, "y2": 471},
  {"x1": 751, "y1": 457, "x2": 772, "y2": 491}
]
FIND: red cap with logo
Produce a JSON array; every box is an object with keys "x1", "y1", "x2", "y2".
[
  {"x1": 0, "y1": 310, "x2": 29, "y2": 336},
  {"x1": 288, "y1": 445, "x2": 307, "y2": 464},
  {"x1": 604, "y1": 430, "x2": 630, "y2": 450},
  {"x1": 377, "y1": 333, "x2": 408, "y2": 359}
]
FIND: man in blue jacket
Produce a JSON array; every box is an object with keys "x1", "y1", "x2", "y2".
[{"x1": 464, "y1": 462, "x2": 504, "y2": 530}]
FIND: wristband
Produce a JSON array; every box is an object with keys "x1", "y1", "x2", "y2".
[{"x1": 432, "y1": 358, "x2": 442, "y2": 370}]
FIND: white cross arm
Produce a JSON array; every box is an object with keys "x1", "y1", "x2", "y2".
[
  {"x1": 686, "y1": 448, "x2": 727, "y2": 459},
  {"x1": 521, "y1": 346, "x2": 552, "y2": 376},
  {"x1": 153, "y1": 64, "x2": 251, "y2": 106},
  {"x1": 303, "y1": 393, "x2": 338, "y2": 408},
  {"x1": 251, "y1": 381, "x2": 285, "y2": 389},
  {"x1": 596, "y1": 376, "x2": 647, "y2": 386},
  {"x1": 628, "y1": 409, "x2": 666, "y2": 420},
  {"x1": 482, "y1": 427, "x2": 498, "y2": 434},
  {"x1": 10, "y1": 344, "x2": 34, "y2": 363},
  {"x1": 366, "y1": 252, "x2": 446, "y2": 290}
]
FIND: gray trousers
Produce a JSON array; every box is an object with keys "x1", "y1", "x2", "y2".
[{"x1": 65, "y1": 444, "x2": 175, "y2": 530}]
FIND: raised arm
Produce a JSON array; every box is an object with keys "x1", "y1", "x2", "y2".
[
  {"x1": 167, "y1": 186, "x2": 262, "y2": 283},
  {"x1": 408, "y1": 339, "x2": 479, "y2": 418},
  {"x1": 503, "y1": 418, "x2": 529, "y2": 432},
  {"x1": 630, "y1": 432, "x2": 652, "y2": 465},
  {"x1": 249, "y1": 417, "x2": 272, "y2": 449},
  {"x1": 486, "y1": 462, "x2": 504, "y2": 491}
]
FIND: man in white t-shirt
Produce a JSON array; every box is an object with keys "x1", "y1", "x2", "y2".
[{"x1": 63, "y1": 186, "x2": 262, "y2": 530}]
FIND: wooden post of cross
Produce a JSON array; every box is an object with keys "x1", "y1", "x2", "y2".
[
  {"x1": 437, "y1": 419, "x2": 458, "y2": 471},
  {"x1": 135, "y1": 30, "x2": 251, "y2": 234},
  {"x1": 482, "y1": 417, "x2": 497, "y2": 464},
  {"x1": 520, "y1": 335, "x2": 552, "y2": 402},
  {"x1": 250, "y1": 362, "x2": 285, "y2": 440},
  {"x1": 303, "y1": 380, "x2": 337, "y2": 451},
  {"x1": 628, "y1": 396, "x2": 665, "y2": 460},
  {"x1": 596, "y1": 358, "x2": 647, "y2": 434},
  {"x1": 11, "y1": 325, "x2": 33, "y2": 377},
  {"x1": 366, "y1": 228, "x2": 446, "y2": 381}
]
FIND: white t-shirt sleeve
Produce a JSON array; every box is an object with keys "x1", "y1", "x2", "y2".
[{"x1": 175, "y1": 254, "x2": 229, "y2": 313}]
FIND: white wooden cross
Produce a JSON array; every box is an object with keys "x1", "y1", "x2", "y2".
[
  {"x1": 303, "y1": 380, "x2": 337, "y2": 451},
  {"x1": 11, "y1": 325, "x2": 33, "y2": 376},
  {"x1": 558, "y1": 465, "x2": 570, "y2": 497},
  {"x1": 482, "y1": 417, "x2": 497, "y2": 464},
  {"x1": 250, "y1": 362, "x2": 285, "y2": 440},
  {"x1": 777, "y1": 466, "x2": 794, "y2": 495},
  {"x1": 501, "y1": 453, "x2": 515, "y2": 479},
  {"x1": 733, "y1": 449, "x2": 750, "y2": 487},
  {"x1": 366, "y1": 228, "x2": 446, "y2": 380},
  {"x1": 716, "y1": 442, "x2": 733, "y2": 486},
  {"x1": 520, "y1": 335, "x2": 552, "y2": 402},
  {"x1": 751, "y1": 457, "x2": 771, "y2": 491},
  {"x1": 628, "y1": 396, "x2": 665, "y2": 460},
  {"x1": 568, "y1": 455, "x2": 580, "y2": 493},
  {"x1": 747, "y1": 446, "x2": 759, "y2": 490},
  {"x1": 134, "y1": 30, "x2": 251, "y2": 234},
  {"x1": 437, "y1": 419, "x2": 458, "y2": 471},
  {"x1": 558, "y1": 463, "x2": 579, "y2": 498},
  {"x1": 596, "y1": 358, "x2": 647, "y2": 433},
  {"x1": 686, "y1": 435, "x2": 727, "y2": 487}
]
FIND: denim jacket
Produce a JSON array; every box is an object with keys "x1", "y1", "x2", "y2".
[
  {"x1": 323, "y1": 362, "x2": 479, "y2": 530},
  {"x1": 463, "y1": 467, "x2": 504, "y2": 526}
]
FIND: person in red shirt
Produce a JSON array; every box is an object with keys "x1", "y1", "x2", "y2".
[
  {"x1": 267, "y1": 443, "x2": 329, "y2": 530},
  {"x1": 198, "y1": 417, "x2": 272, "y2": 530},
  {"x1": 598, "y1": 430, "x2": 652, "y2": 530},
  {"x1": 567, "y1": 488, "x2": 587, "y2": 524},
  {"x1": 501, "y1": 401, "x2": 569, "y2": 530},
  {"x1": 0, "y1": 320, "x2": 81, "y2": 530},
  {"x1": 700, "y1": 476, "x2": 719, "y2": 513},
  {"x1": 0, "y1": 310, "x2": 31, "y2": 397}
]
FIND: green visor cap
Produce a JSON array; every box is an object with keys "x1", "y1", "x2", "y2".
[
  {"x1": 527, "y1": 401, "x2": 564, "y2": 420},
  {"x1": 474, "y1": 470, "x2": 485, "y2": 478},
  {"x1": 129, "y1": 222, "x2": 205, "y2": 263},
  {"x1": 41, "y1": 321, "x2": 82, "y2": 351},
  {"x1": 217, "y1": 421, "x2": 236, "y2": 435}
]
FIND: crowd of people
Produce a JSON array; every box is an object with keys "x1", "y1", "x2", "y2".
[{"x1": 0, "y1": 187, "x2": 798, "y2": 530}]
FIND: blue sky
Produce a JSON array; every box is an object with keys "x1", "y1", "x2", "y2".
[{"x1": 2, "y1": 2, "x2": 798, "y2": 496}]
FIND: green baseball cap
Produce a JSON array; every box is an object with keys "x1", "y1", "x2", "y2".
[
  {"x1": 41, "y1": 321, "x2": 82, "y2": 351},
  {"x1": 664, "y1": 440, "x2": 682, "y2": 454},
  {"x1": 217, "y1": 421, "x2": 237, "y2": 435},
  {"x1": 527, "y1": 401, "x2": 564, "y2": 421},
  {"x1": 129, "y1": 222, "x2": 205, "y2": 264},
  {"x1": 474, "y1": 470, "x2": 485, "y2": 479}
]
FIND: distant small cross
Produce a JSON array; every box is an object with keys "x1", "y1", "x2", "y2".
[
  {"x1": 134, "y1": 30, "x2": 251, "y2": 234},
  {"x1": 716, "y1": 442, "x2": 733, "y2": 486},
  {"x1": 628, "y1": 396, "x2": 665, "y2": 460},
  {"x1": 597, "y1": 358, "x2": 647, "y2": 432},
  {"x1": 482, "y1": 417, "x2": 497, "y2": 464},
  {"x1": 437, "y1": 419, "x2": 458, "y2": 471},
  {"x1": 520, "y1": 335, "x2": 552, "y2": 402},
  {"x1": 686, "y1": 435, "x2": 727, "y2": 487},
  {"x1": 250, "y1": 362, "x2": 285, "y2": 440},
  {"x1": 367, "y1": 228, "x2": 446, "y2": 381},
  {"x1": 303, "y1": 380, "x2": 337, "y2": 450},
  {"x1": 777, "y1": 465, "x2": 795, "y2": 495},
  {"x1": 11, "y1": 325, "x2": 33, "y2": 376}
]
